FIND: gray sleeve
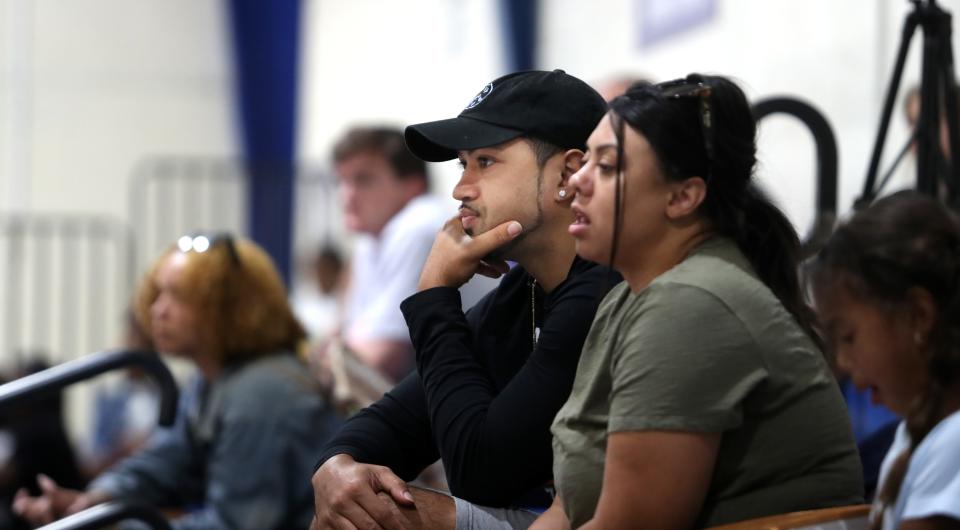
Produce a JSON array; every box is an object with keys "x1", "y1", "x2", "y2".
[
  {"x1": 192, "y1": 414, "x2": 289, "y2": 529},
  {"x1": 166, "y1": 383, "x2": 325, "y2": 530},
  {"x1": 184, "y1": 374, "x2": 329, "y2": 530},
  {"x1": 89, "y1": 391, "x2": 199, "y2": 506},
  {"x1": 608, "y1": 282, "x2": 767, "y2": 433}
]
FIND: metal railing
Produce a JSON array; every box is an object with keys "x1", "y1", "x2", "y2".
[
  {"x1": 0, "y1": 349, "x2": 178, "y2": 530},
  {"x1": 127, "y1": 155, "x2": 338, "y2": 275},
  {"x1": 0, "y1": 214, "x2": 134, "y2": 367},
  {"x1": 753, "y1": 96, "x2": 839, "y2": 257},
  {"x1": 128, "y1": 156, "x2": 248, "y2": 275},
  {"x1": 37, "y1": 502, "x2": 172, "y2": 530},
  {"x1": 0, "y1": 349, "x2": 178, "y2": 426},
  {"x1": 0, "y1": 156, "x2": 337, "y2": 369}
]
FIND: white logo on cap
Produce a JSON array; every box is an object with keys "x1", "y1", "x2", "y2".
[{"x1": 465, "y1": 83, "x2": 493, "y2": 110}]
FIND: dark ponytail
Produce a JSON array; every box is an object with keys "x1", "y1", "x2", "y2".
[
  {"x1": 716, "y1": 183, "x2": 820, "y2": 347},
  {"x1": 810, "y1": 191, "x2": 960, "y2": 527},
  {"x1": 609, "y1": 74, "x2": 819, "y2": 345}
]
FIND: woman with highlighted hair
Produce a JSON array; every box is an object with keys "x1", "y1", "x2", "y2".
[{"x1": 14, "y1": 234, "x2": 341, "y2": 530}]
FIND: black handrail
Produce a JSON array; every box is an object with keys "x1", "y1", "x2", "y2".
[
  {"x1": 36, "y1": 501, "x2": 172, "y2": 530},
  {"x1": 0, "y1": 349, "x2": 178, "y2": 426},
  {"x1": 752, "y1": 96, "x2": 839, "y2": 257}
]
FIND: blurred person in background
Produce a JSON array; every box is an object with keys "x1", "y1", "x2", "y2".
[
  {"x1": 903, "y1": 83, "x2": 957, "y2": 162},
  {"x1": 313, "y1": 244, "x2": 346, "y2": 295},
  {"x1": 326, "y1": 125, "x2": 494, "y2": 384},
  {"x1": 291, "y1": 243, "x2": 346, "y2": 342},
  {"x1": 83, "y1": 309, "x2": 161, "y2": 479},
  {"x1": 0, "y1": 359, "x2": 86, "y2": 530},
  {"x1": 593, "y1": 72, "x2": 652, "y2": 102},
  {"x1": 890, "y1": 83, "x2": 959, "y2": 199},
  {"x1": 13, "y1": 234, "x2": 341, "y2": 530}
]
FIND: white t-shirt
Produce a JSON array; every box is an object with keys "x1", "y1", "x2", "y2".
[
  {"x1": 344, "y1": 194, "x2": 496, "y2": 344},
  {"x1": 875, "y1": 409, "x2": 960, "y2": 530}
]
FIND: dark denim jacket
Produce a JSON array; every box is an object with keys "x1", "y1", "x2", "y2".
[{"x1": 90, "y1": 353, "x2": 341, "y2": 530}]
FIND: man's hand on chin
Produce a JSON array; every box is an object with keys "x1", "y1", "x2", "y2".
[{"x1": 417, "y1": 216, "x2": 521, "y2": 291}]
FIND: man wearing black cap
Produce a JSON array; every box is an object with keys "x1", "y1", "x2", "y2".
[{"x1": 311, "y1": 70, "x2": 617, "y2": 530}]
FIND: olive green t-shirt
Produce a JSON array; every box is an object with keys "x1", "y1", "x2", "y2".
[{"x1": 551, "y1": 238, "x2": 863, "y2": 528}]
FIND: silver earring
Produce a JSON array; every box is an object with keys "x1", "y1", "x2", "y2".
[{"x1": 558, "y1": 189, "x2": 567, "y2": 198}]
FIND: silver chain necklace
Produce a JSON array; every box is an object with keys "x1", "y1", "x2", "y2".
[{"x1": 531, "y1": 279, "x2": 539, "y2": 351}]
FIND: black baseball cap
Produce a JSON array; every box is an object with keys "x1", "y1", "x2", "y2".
[{"x1": 405, "y1": 69, "x2": 607, "y2": 162}]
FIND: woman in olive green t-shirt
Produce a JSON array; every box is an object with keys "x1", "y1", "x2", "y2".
[{"x1": 530, "y1": 75, "x2": 863, "y2": 529}]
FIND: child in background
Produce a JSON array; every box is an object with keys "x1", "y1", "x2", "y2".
[{"x1": 811, "y1": 190, "x2": 960, "y2": 530}]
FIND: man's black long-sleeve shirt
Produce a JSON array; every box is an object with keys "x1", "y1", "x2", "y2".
[{"x1": 316, "y1": 257, "x2": 620, "y2": 508}]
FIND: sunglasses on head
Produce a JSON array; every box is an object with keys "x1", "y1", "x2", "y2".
[
  {"x1": 658, "y1": 79, "x2": 715, "y2": 181},
  {"x1": 177, "y1": 233, "x2": 240, "y2": 266}
]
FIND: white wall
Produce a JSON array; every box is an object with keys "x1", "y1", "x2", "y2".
[
  {"x1": 0, "y1": 0, "x2": 236, "y2": 456},
  {"x1": 300, "y1": 0, "x2": 960, "y2": 241},
  {"x1": 0, "y1": 0, "x2": 237, "y2": 218},
  {"x1": 539, "y1": 0, "x2": 959, "y2": 236},
  {"x1": 296, "y1": 0, "x2": 507, "y2": 256},
  {"x1": 6, "y1": 0, "x2": 934, "y2": 284},
  {"x1": 4, "y1": 0, "x2": 956, "y2": 327},
  {"x1": 0, "y1": 0, "x2": 236, "y2": 360}
]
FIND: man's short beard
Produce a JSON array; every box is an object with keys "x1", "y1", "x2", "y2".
[
  {"x1": 482, "y1": 168, "x2": 545, "y2": 262},
  {"x1": 484, "y1": 232, "x2": 525, "y2": 261}
]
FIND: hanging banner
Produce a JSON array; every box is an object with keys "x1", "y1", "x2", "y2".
[{"x1": 638, "y1": 0, "x2": 716, "y2": 48}]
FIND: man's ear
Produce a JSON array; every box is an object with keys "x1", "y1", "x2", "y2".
[
  {"x1": 665, "y1": 176, "x2": 707, "y2": 219},
  {"x1": 554, "y1": 149, "x2": 585, "y2": 202},
  {"x1": 562, "y1": 149, "x2": 586, "y2": 178}
]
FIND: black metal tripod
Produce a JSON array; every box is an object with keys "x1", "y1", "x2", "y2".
[{"x1": 859, "y1": 0, "x2": 960, "y2": 208}]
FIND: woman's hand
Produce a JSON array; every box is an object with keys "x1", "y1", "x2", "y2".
[{"x1": 12, "y1": 474, "x2": 110, "y2": 526}]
